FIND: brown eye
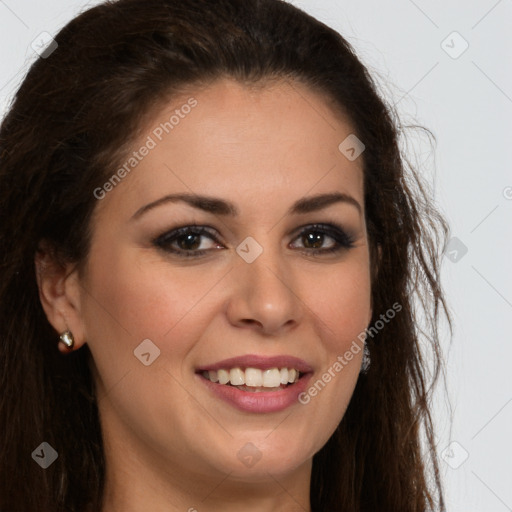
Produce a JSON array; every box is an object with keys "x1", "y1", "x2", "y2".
[
  {"x1": 290, "y1": 224, "x2": 355, "y2": 254},
  {"x1": 302, "y1": 231, "x2": 327, "y2": 249},
  {"x1": 176, "y1": 233, "x2": 202, "y2": 251},
  {"x1": 153, "y1": 226, "x2": 223, "y2": 257}
]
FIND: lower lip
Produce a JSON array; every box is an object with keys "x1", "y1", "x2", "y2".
[{"x1": 197, "y1": 373, "x2": 312, "y2": 413}]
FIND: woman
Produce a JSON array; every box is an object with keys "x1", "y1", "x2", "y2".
[{"x1": 0, "y1": 0, "x2": 451, "y2": 510}]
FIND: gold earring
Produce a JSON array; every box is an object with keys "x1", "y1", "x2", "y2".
[{"x1": 59, "y1": 330, "x2": 75, "y2": 349}]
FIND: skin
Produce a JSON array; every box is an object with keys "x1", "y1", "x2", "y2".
[{"x1": 37, "y1": 78, "x2": 373, "y2": 512}]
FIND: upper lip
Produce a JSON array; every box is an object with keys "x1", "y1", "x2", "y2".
[{"x1": 196, "y1": 354, "x2": 314, "y2": 373}]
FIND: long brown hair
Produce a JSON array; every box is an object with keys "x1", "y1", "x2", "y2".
[{"x1": 0, "y1": 0, "x2": 451, "y2": 510}]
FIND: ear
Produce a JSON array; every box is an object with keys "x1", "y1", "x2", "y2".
[{"x1": 35, "y1": 241, "x2": 87, "y2": 353}]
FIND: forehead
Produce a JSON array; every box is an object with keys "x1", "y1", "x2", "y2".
[{"x1": 95, "y1": 77, "x2": 365, "y2": 220}]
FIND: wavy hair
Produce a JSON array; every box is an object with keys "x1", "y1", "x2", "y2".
[{"x1": 0, "y1": 0, "x2": 451, "y2": 510}]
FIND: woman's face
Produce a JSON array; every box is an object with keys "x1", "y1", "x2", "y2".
[{"x1": 69, "y1": 78, "x2": 372, "y2": 493}]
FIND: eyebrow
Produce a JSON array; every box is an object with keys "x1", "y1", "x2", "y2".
[{"x1": 131, "y1": 191, "x2": 362, "y2": 220}]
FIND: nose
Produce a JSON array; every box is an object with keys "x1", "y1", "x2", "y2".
[{"x1": 225, "y1": 243, "x2": 304, "y2": 336}]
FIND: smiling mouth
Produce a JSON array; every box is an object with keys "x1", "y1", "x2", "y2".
[{"x1": 200, "y1": 367, "x2": 302, "y2": 392}]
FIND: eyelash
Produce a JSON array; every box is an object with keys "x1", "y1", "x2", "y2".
[{"x1": 152, "y1": 223, "x2": 356, "y2": 258}]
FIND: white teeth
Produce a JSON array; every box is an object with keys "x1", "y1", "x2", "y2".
[
  {"x1": 245, "y1": 367, "x2": 263, "y2": 387},
  {"x1": 229, "y1": 368, "x2": 244, "y2": 386},
  {"x1": 203, "y1": 367, "x2": 301, "y2": 387},
  {"x1": 263, "y1": 368, "x2": 281, "y2": 387},
  {"x1": 217, "y1": 369, "x2": 230, "y2": 385}
]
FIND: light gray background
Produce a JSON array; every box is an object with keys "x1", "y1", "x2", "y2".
[{"x1": 1, "y1": 1, "x2": 511, "y2": 510}]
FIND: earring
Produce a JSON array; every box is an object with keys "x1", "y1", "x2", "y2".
[
  {"x1": 59, "y1": 330, "x2": 75, "y2": 349},
  {"x1": 360, "y1": 341, "x2": 371, "y2": 374}
]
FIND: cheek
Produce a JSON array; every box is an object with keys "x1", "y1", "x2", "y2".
[
  {"x1": 84, "y1": 247, "x2": 219, "y2": 334},
  {"x1": 296, "y1": 258, "x2": 371, "y2": 415},
  {"x1": 79, "y1": 248, "x2": 225, "y2": 389},
  {"x1": 307, "y1": 258, "x2": 372, "y2": 350}
]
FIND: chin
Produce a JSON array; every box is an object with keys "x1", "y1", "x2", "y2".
[{"x1": 207, "y1": 435, "x2": 316, "y2": 481}]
